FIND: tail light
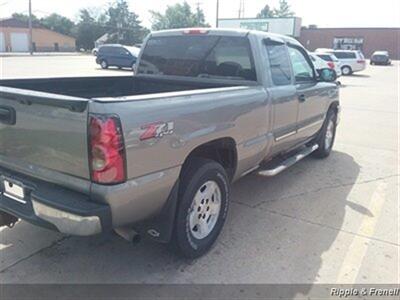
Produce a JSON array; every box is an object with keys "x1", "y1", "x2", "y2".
[
  {"x1": 89, "y1": 114, "x2": 126, "y2": 184},
  {"x1": 327, "y1": 61, "x2": 335, "y2": 69},
  {"x1": 183, "y1": 29, "x2": 209, "y2": 35},
  {"x1": 357, "y1": 60, "x2": 366, "y2": 64}
]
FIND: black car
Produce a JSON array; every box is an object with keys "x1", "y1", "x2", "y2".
[
  {"x1": 96, "y1": 44, "x2": 140, "y2": 69},
  {"x1": 370, "y1": 51, "x2": 391, "y2": 65}
]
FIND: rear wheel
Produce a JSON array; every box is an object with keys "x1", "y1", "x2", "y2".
[
  {"x1": 341, "y1": 66, "x2": 352, "y2": 75},
  {"x1": 100, "y1": 60, "x2": 108, "y2": 69},
  {"x1": 171, "y1": 158, "x2": 230, "y2": 259},
  {"x1": 312, "y1": 109, "x2": 337, "y2": 158}
]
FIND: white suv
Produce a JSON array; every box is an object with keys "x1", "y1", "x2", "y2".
[{"x1": 315, "y1": 49, "x2": 366, "y2": 75}]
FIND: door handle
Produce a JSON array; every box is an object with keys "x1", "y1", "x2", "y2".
[
  {"x1": 0, "y1": 106, "x2": 16, "y2": 125},
  {"x1": 298, "y1": 94, "x2": 306, "y2": 102}
]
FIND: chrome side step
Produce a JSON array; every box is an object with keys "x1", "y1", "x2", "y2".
[{"x1": 258, "y1": 144, "x2": 319, "y2": 177}]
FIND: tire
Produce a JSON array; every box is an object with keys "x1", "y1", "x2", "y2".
[
  {"x1": 171, "y1": 158, "x2": 230, "y2": 259},
  {"x1": 341, "y1": 66, "x2": 352, "y2": 75},
  {"x1": 100, "y1": 60, "x2": 108, "y2": 69},
  {"x1": 312, "y1": 109, "x2": 337, "y2": 159}
]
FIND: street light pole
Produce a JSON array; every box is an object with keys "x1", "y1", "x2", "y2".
[
  {"x1": 28, "y1": 0, "x2": 33, "y2": 55},
  {"x1": 216, "y1": 0, "x2": 219, "y2": 28}
]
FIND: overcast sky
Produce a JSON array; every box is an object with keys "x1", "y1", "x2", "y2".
[{"x1": 1, "y1": 0, "x2": 399, "y2": 28}]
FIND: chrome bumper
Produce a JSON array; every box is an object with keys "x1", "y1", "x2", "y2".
[{"x1": 32, "y1": 200, "x2": 102, "y2": 236}]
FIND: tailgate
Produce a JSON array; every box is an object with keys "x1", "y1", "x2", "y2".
[{"x1": 0, "y1": 86, "x2": 90, "y2": 180}]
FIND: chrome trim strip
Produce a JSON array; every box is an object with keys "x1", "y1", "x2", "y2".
[
  {"x1": 297, "y1": 119, "x2": 324, "y2": 133},
  {"x1": 275, "y1": 130, "x2": 296, "y2": 142},
  {"x1": 2, "y1": 192, "x2": 27, "y2": 204}
]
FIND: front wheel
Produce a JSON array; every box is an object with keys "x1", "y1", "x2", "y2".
[
  {"x1": 312, "y1": 109, "x2": 337, "y2": 158},
  {"x1": 100, "y1": 60, "x2": 108, "y2": 69},
  {"x1": 171, "y1": 158, "x2": 230, "y2": 259}
]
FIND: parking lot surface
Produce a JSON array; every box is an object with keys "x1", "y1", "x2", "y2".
[{"x1": 0, "y1": 55, "x2": 398, "y2": 284}]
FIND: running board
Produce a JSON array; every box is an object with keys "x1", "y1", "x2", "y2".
[{"x1": 258, "y1": 144, "x2": 319, "y2": 177}]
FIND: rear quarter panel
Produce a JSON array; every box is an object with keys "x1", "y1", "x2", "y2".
[{"x1": 91, "y1": 86, "x2": 270, "y2": 180}]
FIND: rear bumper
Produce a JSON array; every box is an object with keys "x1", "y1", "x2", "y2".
[{"x1": 0, "y1": 166, "x2": 111, "y2": 236}]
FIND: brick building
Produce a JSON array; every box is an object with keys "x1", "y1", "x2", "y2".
[
  {"x1": 299, "y1": 27, "x2": 400, "y2": 60},
  {"x1": 0, "y1": 18, "x2": 76, "y2": 52}
]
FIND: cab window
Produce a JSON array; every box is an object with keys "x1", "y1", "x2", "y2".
[
  {"x1": 265, "y1": 43, "x2": 292, "y2": 86},
  {"x1": 288, "y1": 46, "x2": 315, "y2": 83}
]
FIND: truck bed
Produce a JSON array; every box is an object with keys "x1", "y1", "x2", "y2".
[{"x1": 0, "y1": 75, "x2": 236, "y2": 99}]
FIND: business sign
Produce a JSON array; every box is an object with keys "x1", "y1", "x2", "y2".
[
  {"x1": 333, "y1": 37, "x2": 364, "y2": 51},
  {"x1": 218, "y1": 17, "x2": 302, "y2": 37},
  {"x1": 239, "y1": 21, "x2": 269, "y2": 31}
]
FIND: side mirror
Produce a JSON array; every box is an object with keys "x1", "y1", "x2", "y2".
[{"x1": 318, "y1": 68, "x2": 337, "y2": 82}]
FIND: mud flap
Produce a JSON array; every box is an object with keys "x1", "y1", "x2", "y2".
[{"x1": 133, "y1": 180, "x2": 180, "y2": 243}]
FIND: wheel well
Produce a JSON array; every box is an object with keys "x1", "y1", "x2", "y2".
[
  {"x1": 182, "y1": 138, "x2": 237, "y2": 181},
  {"x1": 328, "y1": 102, "x2": 339, "y2": 115}
]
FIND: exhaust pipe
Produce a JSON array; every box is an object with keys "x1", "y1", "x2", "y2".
[
  {"x1": 114, "y1": 227, "x2": 141, "y2": 245},
  {"x1": 0, "y1": 211, "x2": 18, "y2": 228}
]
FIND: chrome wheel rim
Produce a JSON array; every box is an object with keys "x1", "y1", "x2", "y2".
[
  {"x1": 101, "y1": 61, "x2": 107, "y2": 68},
  {"x1": 325, "y1": 119, "x2": 334, "y2": 150},
  {"x1": 189, "y1": 181, "x2": 221, "y2": 240}
]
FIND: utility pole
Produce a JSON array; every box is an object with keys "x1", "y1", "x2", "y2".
[
  {"x1": 216, "y1": 0, "x2": 219, "y2": 27},
  {"x1": 28, "y1": 0, "x2": 33, "y2": 55},
  {"x1": 238, "y1": 0, "x2": 245, "y2": 18}
]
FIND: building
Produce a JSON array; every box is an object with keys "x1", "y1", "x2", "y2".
[
  {"x1": 218, "y1": 17, "x2": 302, "y2": 37},
  {"x1": 0, "y1": 17, "x2": 76, "y2": 52},
  {"x1": 299, "y1": 27, "x2": 400, "y2": 59}
]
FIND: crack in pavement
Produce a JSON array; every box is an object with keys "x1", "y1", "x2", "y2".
[
  {"x1": 232, "y1": 174, "x2": 399, "y2": 247},
  {"x1": 0, "y1": 236, "x2": 70, "y2": 274}
]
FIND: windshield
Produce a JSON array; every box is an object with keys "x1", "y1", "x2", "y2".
[{"x1": 137, "y1": 35, "x2": 257, "y2": 81}]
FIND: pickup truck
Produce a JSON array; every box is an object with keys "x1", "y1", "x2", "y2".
[{"x1": 0, "y1": 28, "x2": 339, "y2": 258}]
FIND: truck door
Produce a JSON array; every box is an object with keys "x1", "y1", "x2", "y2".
[
  {"x1": 264, "y1": 39, "x2": 299, "y2": 154},
  {"x1": 287, "y1": 45, "x2": 326, "y2": 143}
]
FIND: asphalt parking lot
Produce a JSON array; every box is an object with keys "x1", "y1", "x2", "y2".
[{"x1": 0, "y1": 55, "x2": 398, "y2": 285}]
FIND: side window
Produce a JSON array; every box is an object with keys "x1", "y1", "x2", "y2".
[
  {"x1": 265, "y1": 43, "x2": 292, "y2": 86},
  {"x1": 288, "y1": 46, "x2": 315, "y2": 83}
]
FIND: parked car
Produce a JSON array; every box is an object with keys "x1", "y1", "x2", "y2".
[
  {"x1": 96, "y1": 44, "x2": 140, "y2": 70},
  {"x1": 315, "y1": 49, "x2": 366, "y2": 75},
  {"x1": 370, "y1": 51, "x2": 391, "y2": 65},
  {"x1": 0, "y1": 29, "x2": 339, "y2": 258},
  {"x1": 309, "y1": 53, "x2": 342, "y2": 77}
]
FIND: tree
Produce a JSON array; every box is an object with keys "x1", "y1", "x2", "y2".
[
  {"x1": 105, "y1": 0, "x2": 148, "y2": 45},
  {"x1": 11, "y1": 13, "x2": 40, "y2": 26},
  {"x1": 273, "y1": 0, "x2": 294, "y2": 17},
  {"x1": 40, "y1": 13, "x2": 75, "y2": 36},
  {"x1": 150, "y1": 1, "x2": 209, "y2": 31},
  {"x1": 75, "y1": 9, "x2": 107, "y2": 50},
  {"x1": 257, "y1": 4, "x2": 275, "y2": 18}
]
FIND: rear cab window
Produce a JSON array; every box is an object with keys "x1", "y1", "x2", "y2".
[{"x1": 137, "y1": 35, "x2": 257, "y2": 81}]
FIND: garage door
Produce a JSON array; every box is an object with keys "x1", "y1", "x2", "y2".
[
  {"x1": 11, "y1": 32, "x2": 29, "y2": 52},
  {"x1": 0, "y1": 32, "x2": 5, "y2": 52}
]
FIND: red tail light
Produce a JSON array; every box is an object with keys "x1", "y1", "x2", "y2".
[
  {"x1": 327, "y1": 61, "x2": 335, "y2": 69},
  {"x1": 357, "y1": 60, "x2": 366, "y2": 64},
  {"x1": 89, "y1": 114, "x2": 126, "y2": 184},
  {"x1": 183, "y1": 29, "x2": 209, "y2": 35}
]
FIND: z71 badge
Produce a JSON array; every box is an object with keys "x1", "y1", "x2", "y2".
[{"x1": 140, "y1": 122, "x2": 174, "y2": 141}]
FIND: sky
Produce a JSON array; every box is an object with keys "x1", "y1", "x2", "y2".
[{"x1": 0, "y1": 0, "x2": 399, "y2": 28}]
